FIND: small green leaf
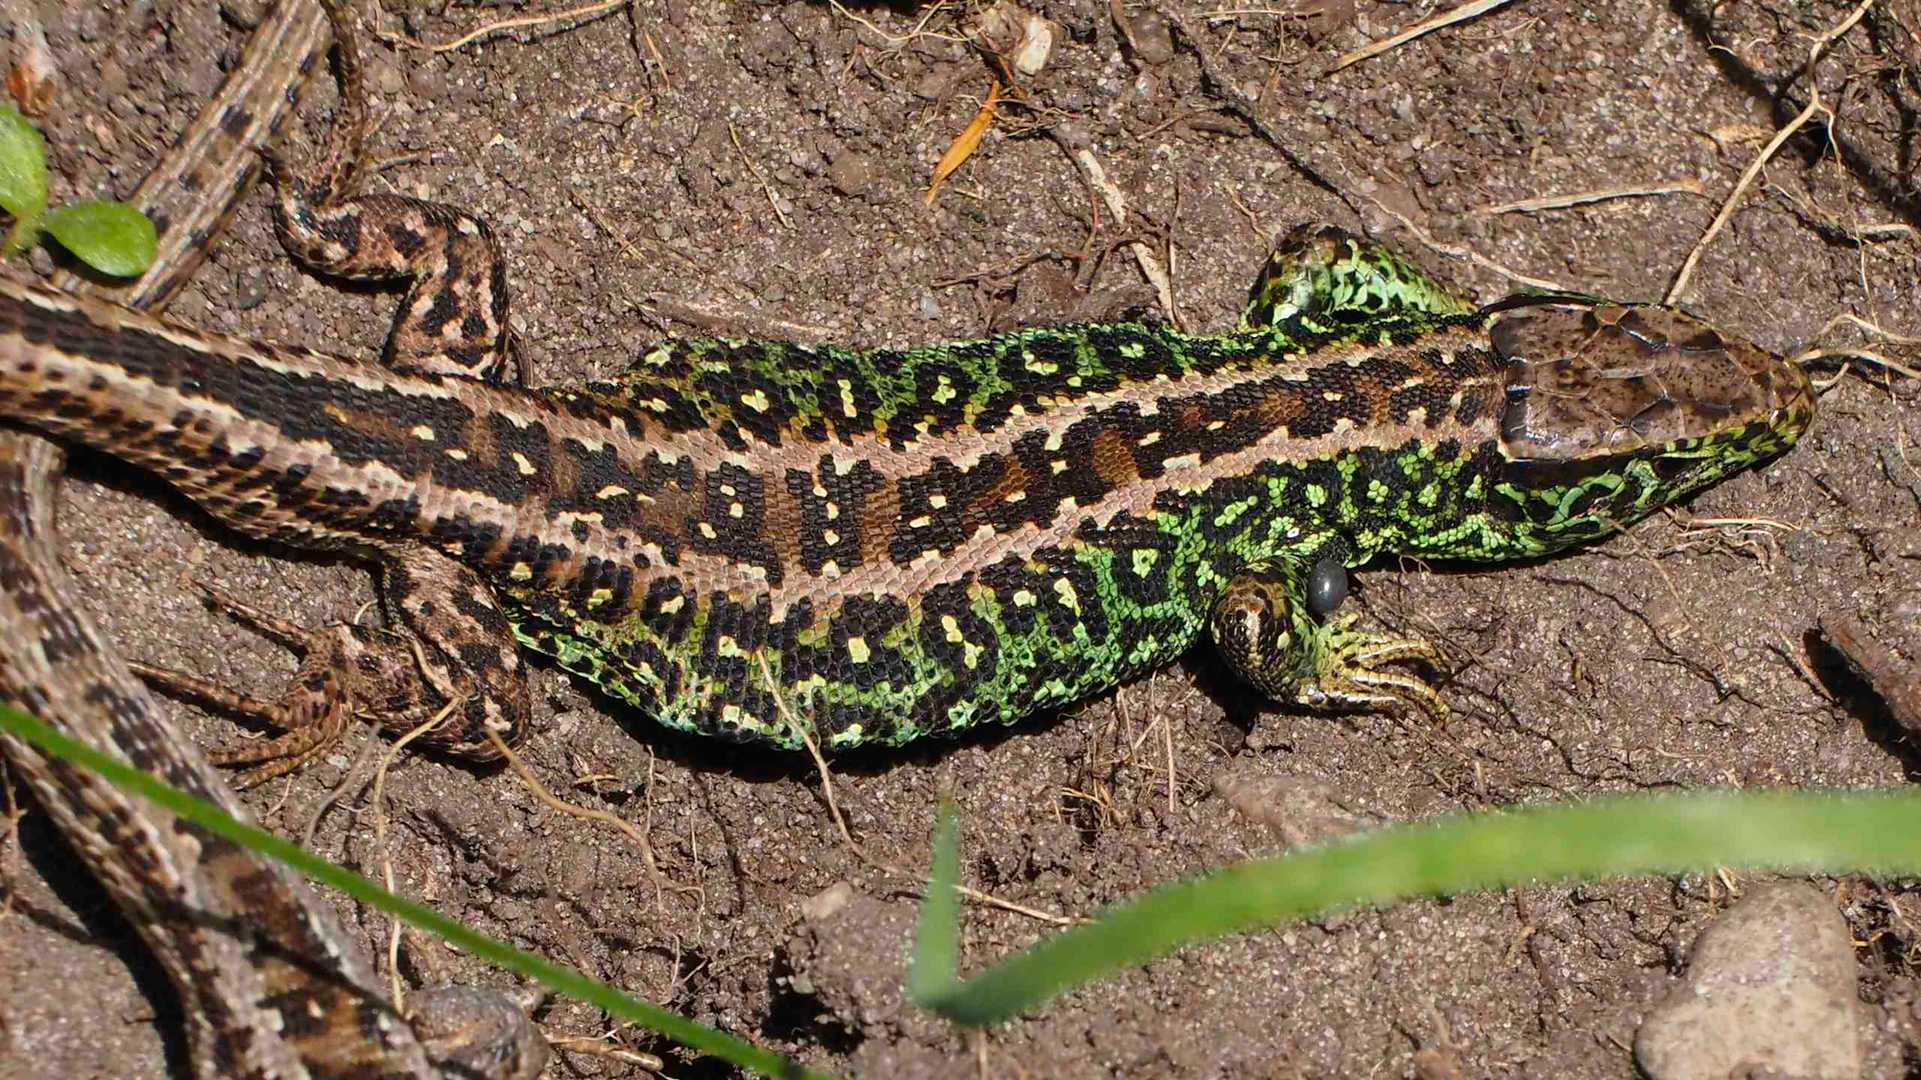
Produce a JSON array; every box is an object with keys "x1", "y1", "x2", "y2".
[
  {"x1": 0, "y1": 102, "x2": 46, "y2": 220},
  {"x1": 46, "y1": 201, "x2": 157, "y2": 277},
  {"x1": 0, "y1": 102, "x2": 48, "y2": 257}
]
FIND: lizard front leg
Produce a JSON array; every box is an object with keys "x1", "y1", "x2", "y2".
[{"x1": 1210, "y1": 555, "x2": 1447, "y2": 717}]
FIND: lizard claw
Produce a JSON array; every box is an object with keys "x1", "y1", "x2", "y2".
[{"x1": 134, "y1": 589, "x2": 410, "y2": 785}]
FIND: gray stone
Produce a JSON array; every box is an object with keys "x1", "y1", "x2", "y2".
[{"x1": 1635, "y1": 882, "x2": 1861, "y2": 1080}]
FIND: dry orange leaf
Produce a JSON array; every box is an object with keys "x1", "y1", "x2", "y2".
[
  {"x1": 7, "y1": 21, "x2": 57, "y2": 117},
  {"x1": 925, "y1": 81, "x2": 1002, "y2": 207}
]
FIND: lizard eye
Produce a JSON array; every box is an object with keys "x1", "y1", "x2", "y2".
[
  {"x1": 1653, "y1": 455, "x2": 1696, "y2": 482},
  {"x1": 1305, "y1": 556, "x2": 1348, "y2": 617}
]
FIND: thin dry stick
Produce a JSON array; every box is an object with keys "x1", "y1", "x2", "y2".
[
  {"x1": 639, "y1": 27, "x2": 671, "y2": 90},
  {"x1": 1378, "y1": 204, "x2": 1570, "y2": 292},
  {"x1": 1815, "y1": 311, "x2": 1921, "y2": 346},
  {"x1": 383, "y1": 0, "x2": 627, "y2": 52},
  {"x1": 728, "y1": 122, "x2": 793, "y2": 230},
  {"x1": 1331, "y1": 0, "x2": 1515, "y2": 72},
  {"x1": 1162, "y1": 705, "x2": 1176, "y2": 821},
  {"x1": 371, "y1": 704, "x2": 459, "y2": 1010},
  {"x1": 479, "y1": 727, "x2": 681, "y2": 905},
  {"x1": 1810, "y1": 362, "x2": 1851, "y2": 392},
  {"x1": 1665, "y1": 0, "x2": 1874, "y2": 305},
  {"x1": 299, "y1": 733, "x2": 384, "y2": 849},
  {"x1": 1116, "y1": 677, "x2": 1176, "y2": 819},
  {"x1": 543, "y1": 1034, "x2": 665, "y2": 1070},
  {"x1": 1475, "y1": 180, "x2": 1704, "y2": 216},
  {"x1": 1793, "y1": 346, "x2": 1921, "y2": 382},
  {"x1": 1797, "y1": 311, "x2": 1921, "y2": 382},
  {"x1": 756, "y1": 654, "x2": 1080, "y2": 927},
  {"x1": 1853, "y1": 222, "x2": 1916, "y2": 241},
  {"x1": 1675, "y1": 514, "x2": 1798, "y2": 532},
  {"x1": 1049, "y1": 128, "x2": 1179, "y2": 325},
  {"x1": 1197, "y1": 6, "x2": 1320, "y2": 16},
  {"x1": 826, "y1": 0, "x2": 962, "y2": 47}
]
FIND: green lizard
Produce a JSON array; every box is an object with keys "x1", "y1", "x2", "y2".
[{"x1": 0, "y1": 2, "x2": 1813, "y2": 777}]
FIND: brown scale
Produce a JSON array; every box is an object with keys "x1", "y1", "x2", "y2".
[{"x1": 1089, "y1": 427, "x2": 1139, "y2": 489}]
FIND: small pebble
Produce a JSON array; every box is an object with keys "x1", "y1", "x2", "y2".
[
  {"x1": 1123, "y1": 11, "x2": 1177, "y2": 65},
  {"x1": 788, "y1": 146, "x2": 826, "y2": 176},
  {"x1": 231, "y1": 267, "x2": 272, "y2": 310},
  {"x1": 800, "y1": 881, "x2": 854, "y2": 922},
  {"x1": 408, "y1": 59, "x2": 447, "y2": 101},
  {"x1": 828, "y1": 151, "x2": 875, "y2": 197},
  {"x1": 95, "y1": 59, "x2": 128, "y2": 101},
  {"x1": 911, "y1": 62, "x2": 972, "y2": 102},
  {"x1": 372, "y1": 56, "x2": 406, "y2": 97},
  {"x1": 218, "y1": 0, "x2": 270, "y2": 28}
]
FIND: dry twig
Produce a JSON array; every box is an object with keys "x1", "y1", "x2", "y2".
[
  {"x1": 372, "y1": 704, "x2": 459, "y2": 1010},
  {"x1": 383, "y1": 0, "x2": 628, "y2": 53},
  {"x1": 1330, "y1": 0, "x2": 1516, "y2": 72},
  {"x1": 1475, "y1": 180, "x2": 1704, "y2": 216},
  {"x1": 1666, "y1": 0, "x2": 1875, "y2": 304},
  {"x1": 728, "y1": 123, "x2": 792, "y2": 230},
  {"x1": 481, "y1": 728, "x2": 682, "y2": 905},
  {"x1": 1048, "y1": 126, "x2": 1179, "y2": 325}
]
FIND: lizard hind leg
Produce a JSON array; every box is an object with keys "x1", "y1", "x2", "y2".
[
  {"x1": 1240, "y1": 224, "x2": 1476, "y2": 334},
  {"x1": 134, "y1": 548, "x2": 530, "y2": 786},
  {"x1": 265, "y1": 0, "x2": 522, "y2": 385},
  {"x1": 130, "y1": 587, "x2": 414, "y2": 786},
  {"x1": 1209, "y1": 559, "x2": 1448, "y2": 718}
]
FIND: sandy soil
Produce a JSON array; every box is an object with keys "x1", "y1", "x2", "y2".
[{"x1": 4, "y1": 1, "x2": 1921, "y2": 1076}]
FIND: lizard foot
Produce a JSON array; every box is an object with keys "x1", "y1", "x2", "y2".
[
  {"x1": 132, "y1": 583, "x2": 453, "y2": 786},
  {"x1": 1297, "y1": 614, "x2": 1448, "y2": 718}
]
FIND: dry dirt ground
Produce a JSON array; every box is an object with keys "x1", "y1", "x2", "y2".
[{"x1": 4, "y1": 0, "x2": 1921, "y2": 1076}]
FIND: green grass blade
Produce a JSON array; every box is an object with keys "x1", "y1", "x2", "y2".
[
  {"x1": 914, "y1": 788, "x2": 1921, "y2": 1026},
  {"x1": 0, "y1": 704, "x2": 835, "y2": 1080},
  {"x1": 907, "y1": 802, "x2": 961, "y2": 1003}
]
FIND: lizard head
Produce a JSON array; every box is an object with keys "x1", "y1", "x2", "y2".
[{"x1": 1484, "y1": 299, "x2": 1815, "y2": 554}]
